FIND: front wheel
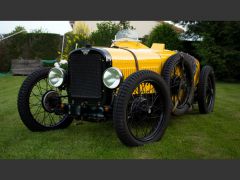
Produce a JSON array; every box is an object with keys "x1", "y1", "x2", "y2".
[
  {"x1": 113, "y1": 70, "x2": 171, "y2": 146},
  {"x1": 197, "y1": 65, "x2": 216, "y2": 114},
  {"x1": 17, "y1": 68, "x2": 73, "y2": 131}
]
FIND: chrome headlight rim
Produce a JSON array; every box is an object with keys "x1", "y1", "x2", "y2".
[
  {"x1": 103, "y1": 67, "x2": 123, "y2": 89},
  {"x1": 48, "y1": 67, "x2": 65, "y2": 88}
]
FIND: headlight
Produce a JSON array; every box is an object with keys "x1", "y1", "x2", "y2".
[
  {"x1": 103, "y1": 67, "x2": 123, "y2": 89},
  {"x1": 48, "y1": 67, "x2": 65, "y2": 87}
]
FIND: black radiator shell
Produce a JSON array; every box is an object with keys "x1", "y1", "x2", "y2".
[{"x1": 68, "y1": 47, "x2": 112, "y2": 106}]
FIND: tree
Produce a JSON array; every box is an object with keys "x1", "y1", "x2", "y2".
[
  {"x1": 119, "y1": 21, "x2": 134, "y2": 30},
  {"x1": 9, "y1": 26, "x2": 26, "y2": 34},
  {"x1": 61, "y1": 31, "x2": 89, "y2": 59},
  {"x1": 5, "y1": 26, "x2": 27, "y2": 62},
  {"x1": 0, "y1": 26, "x2": 61, "y2": 72},
  {"x1": 146, "y1": 23, "x2": 182, "y2": 50},
  {"x1": 178, "y1": 21, "x2": 240, "y2": 80},
  {"x1": 31, "y1": 28, "x2": 48, "y2": 33},
  {"x1": 73, "y1": 21, "x2": 90, "y2": 37},
  {"x1": 90, "y1": 21, "x2": 122, "y2": 46},
  {"x1": 61, "y1": 22, "x2": 91, "y2": 59}
]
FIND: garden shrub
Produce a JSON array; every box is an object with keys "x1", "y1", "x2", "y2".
[
  {"x1": 62, "y1": 31, "x2": 89, "y2": 60},
  {"x1": 146, "y1": 23, "x2": 183, "y2": 50},
  {"x1": 0, "y1": 32, "x2": 62, "y2": 72},
  {"x1": 90, "y1": 21, "x2": 122, "y2": 47},
  {"x1": 178, "y1": 21, "x2": 240, "y2": 81}
]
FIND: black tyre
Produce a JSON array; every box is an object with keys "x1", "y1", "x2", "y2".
[
  {"x1": 162, "y1": 52, "x2": 194, "y2": 115},
  {"x1": 18, "y1": 68, "x2": 73, "y2": 131},
  {"x1": 197, "y1": 65, "x2": 216, "y2": 114},
  {"x1": 113, "y1": 70, "x2": 171, "y2": 146}
]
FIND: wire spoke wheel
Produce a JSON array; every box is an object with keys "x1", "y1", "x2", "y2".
[
  {"x1": 113, "y1": 70, "x2": 171, "y2": 146},
  {"x1": 29, "y1": 77, "x2": 67, "y2": 127},
  {"x1": 197, "y1": 65, "x2": 216, "y2": 114},
  {"x1": 205, "y1": 76, "x2": 214, "y2": 109},
  {"x1": 162, "y1": 53, "x2": 194, "y2": 115},
  {"x1": 126, "y1": 81, "x2": 164, "y2": 141},
  {"x1": 18, "y1": 68, "x2": 73, "y2": 131},
  {"x1": 170, "y1": 61, "x2": 191, "y2": 109}
]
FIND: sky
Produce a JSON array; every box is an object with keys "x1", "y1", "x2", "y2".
[
  {"x1": 0, "y1": 21, "x2": 72, "y2": 35},
  {"x1": 0, "y1": 21, "x2": 185, "y2": 37}
]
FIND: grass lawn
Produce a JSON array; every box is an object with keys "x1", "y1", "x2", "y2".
[{"x1": 0, "y1": 75, "x2": 239, "y2": 159}]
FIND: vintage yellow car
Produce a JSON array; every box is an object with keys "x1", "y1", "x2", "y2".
[{"x1": 17, "y1": 29, "x2": 216, "y2": 146}]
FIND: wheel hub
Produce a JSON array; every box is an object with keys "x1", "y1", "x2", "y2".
[
  {"x1": 171, "y1": 76, "x2": 181, "y2": 95},
  {"x1": 42, "y1": 90, "x2": 61, "y2": 113},
  {"x1": 131, "y1": 97, "x2": 150, "y2": 119}
]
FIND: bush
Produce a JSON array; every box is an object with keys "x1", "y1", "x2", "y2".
[
  {"x1": 178, "y1": 21, "x2": 240, "y2": 81},
  {"x1": 225, "y1": 51, "x2": 240, "y2": 80},
  {"x1": 146, "y1": 23, "x2": 182, "y2": 50},
  {"x1": 90, "y1": 22, "x2": 122, "y2": 46},
  {"x1": 62, "y1": 21, "x2": 135, "y2": 58},
  {"x1": 27, "y1": 33, "x2": 61, "y2": 59},
  {"x1": 62, "y1": 31, "x2": 90, "y2": 59},
  {"x1": 73, "y1": 21, "x2": 90, "y2": 37},
  {"x1": 0, "y1": 32, "x2": 62, "y2": 72},
  {"x1": 0, "y1": 42, "x2": 12, "y2": 72},
  {"x1": 193, "y1": 34, "x2": 240, "y2": 80}
]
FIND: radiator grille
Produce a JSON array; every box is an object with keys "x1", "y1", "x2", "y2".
[{"x1": 69, "y1": 53, "x2": 102, "y2": 99}]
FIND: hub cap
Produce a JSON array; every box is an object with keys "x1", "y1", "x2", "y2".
[{"x1": 42, "y1": 90, "x2": 60, "y2": 113}]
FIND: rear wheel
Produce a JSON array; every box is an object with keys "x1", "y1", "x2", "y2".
[
  {"x1": 113, "y1": 70, "x2": 171, "y2": 146},
  {"x1": 18, "y1": 68, "x2": 73, "y2": 131},
  {"x1": 197, "y1": 65, "x2": 216, "y2": 114},
  {"x1": 162, "y1": 52, "x2": 194, "y2": 115}
]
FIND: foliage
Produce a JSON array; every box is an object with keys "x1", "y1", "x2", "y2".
[
  {"x1": 0, "y1": 42, "x2": 11, "y2": 71},
  {"x1": 141, "y1": 35, "x2": 149, "y2": 45},
  {"x1": 30, "y1": 28, "x2": 48, "y2": 33},
  {"x1": 90, "y1": 21, "x2": 123, "y2": 46},
  {"x1": 73, "y1": 21, "x2": 90, "y2": 37},
  {"x1": 9, "y1": 26, "x2": 26, "y2": 34},
  {"x1": 0, "y1": 26, "x2": 61, "y2": 72},
  {"x1": 61, "y1": 22, "x2": 91, "y2": 59},
  {"x1": 61, "y1": 32, "x2": 89, "y2": 59},
  {"x1": 146, "y1": 23, "x2": 183, "y2": 50},
  {"x1": 62, "y1": 21, "x2": 135, "y2": 57},
  {"x1": 178, "y1": 21, "x2": 240, "y2": 80},
  {"x1": 0, "y1": 26, "x2": 27, "y2": 71},
  {"x1": 27, "y1": 33, "x2": 61, "y2": 59},
  {"x1": 119, "y1": 21, "x2": 135, "y2": 30},
  {"x1": 90, "y1": 21, "x2": 136, "y2": 47}
]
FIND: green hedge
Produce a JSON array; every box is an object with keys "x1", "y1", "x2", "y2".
[
  {"x1": 146, "y1": 23, "x2": 182, "y2": 50},
  {"x1": 0, "y1": 33, "x2": 62, "y2": 72}
]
